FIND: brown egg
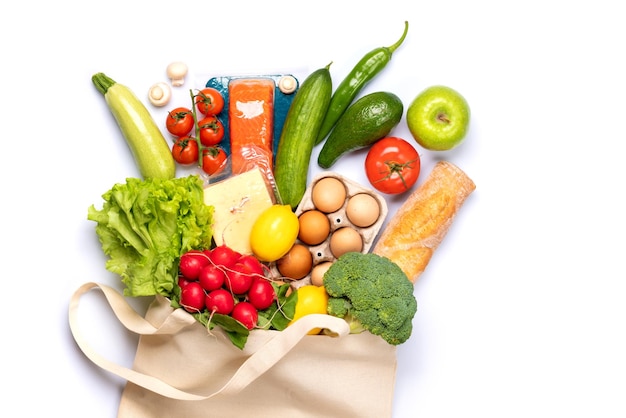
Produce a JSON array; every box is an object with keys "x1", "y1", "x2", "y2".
[
  {"x1": 329, "y1": 227, "x2": 363, "y2": 258},
  {"x1": 276, "y1": 244, "x2": 313, "y2": 280},
  {"x1": 311, "y1": 177, "x2": 346, "y2": 213},
  {"x1": 346, "y1": 193, "x2": 380, "y2": 228},
  {"x1": 310, "y1": 261, "x2": 333, "y2": 286},
  {"x1": 298, "y1": 210, "x2": 331, "y2": 245}
]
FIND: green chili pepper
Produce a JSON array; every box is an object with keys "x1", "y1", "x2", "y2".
[{"x1": 315, "y1": 21, "x2": 409, "y2": 145}]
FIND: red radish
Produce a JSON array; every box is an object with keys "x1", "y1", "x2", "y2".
[
  {"x1": 208, "y1": 245, "x2": 241, "y2": 270},
  {"x1": 198, "y1": 264, "x2": 226, "y2": 291},
  {"x1": 180, "y1": 281, "x2": 205, "y2": 313},
  {"x1": 178, "y1": 275, "x2": 192, "y2": 289},
  {"x1": 231, "y1": 302, "x2": 258, "y2": 330},
  {"x1": 179, "y1": 250, "x2": 210, "y2": 280},
  {"x1": 238, "y1": 254, "x2": 265, "y2": 277},
  {"x1": 205, "y1": 288, "x2": 235, "y2": 315},
  {"x1": 247, "y1": 279, "x2": 276, "y2": 310},
  {"x1": 224, "y1": 262, "x2": 254, "y2": 294}
]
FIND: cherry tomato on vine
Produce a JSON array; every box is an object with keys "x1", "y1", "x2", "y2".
[
  {"x1": 165, "y1": 107, "x2": 194, "y2": 137},
  {"x1": 198, "y1": 116, "x2": 225, "y2": 146},
  {"x1": 202, "y1": 147, "x2": 227, "y2": 175},
  {"x1": 195, "y1": 88, "x2": 225, "y2": 116},
  {"x1": 364, "y1": 137, "x2": 421, "y2": 194},
  {"x1": 172, "y1": 136, "x2": 199, "y2": 165}
]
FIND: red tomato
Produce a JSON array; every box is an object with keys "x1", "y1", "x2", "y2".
[
  {"x1": 198, "y1": 116, "x2": 225, "y2": 146},
  {"x1": 195, "y1": 88, "x2": 225, "y2": 116},
  {"x1": 364, "y1": 137, "x2": 421, "y2": 194},
  {"x1": 231, "y1": 302, "x2": 258, "y2": 330},
  {"x1": 165, "y1": 107, "x2": 194, "y2": 137},
  {"x1": 172, "y1": 137, "x2": 199, "y2": 165},
  {"x1": 201, "y1": 147, "x2": 227, "y2": 175}
]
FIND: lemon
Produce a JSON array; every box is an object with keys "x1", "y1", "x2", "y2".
[{"x1": 250, "y1": 204, "x2": 299, "y2": 262}]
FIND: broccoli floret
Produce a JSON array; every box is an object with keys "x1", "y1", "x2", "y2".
[
  {"x1": 327, "y1": 297, "x2": 350, "y2": 318},
  {"x1": 322, "y1": 252, "x2": 418, "y2": 345}
]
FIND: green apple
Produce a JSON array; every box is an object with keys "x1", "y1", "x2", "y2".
[{"x1": 406, "y1": 85, "x2": 470, "y2": 151}]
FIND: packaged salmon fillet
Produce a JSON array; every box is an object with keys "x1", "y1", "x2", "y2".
[{"x1": 228, "y1": 78, "x2": 275, "y2": 179}]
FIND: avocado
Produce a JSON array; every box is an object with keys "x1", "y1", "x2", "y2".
[{"x1": 317, "y1": 91, "x2": 403, "y2": 169}]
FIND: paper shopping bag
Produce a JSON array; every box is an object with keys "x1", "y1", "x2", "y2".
[{"x1": 69, "y1": 282, "x2": 398, "y2": 418}]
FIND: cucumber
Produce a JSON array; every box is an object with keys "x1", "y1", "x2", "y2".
[
  {"x1": 317, "y1": 91, "x2": 403, "y2": 169},
  {"x1": 274, "y1": 65, "x2": 332, "y2": 209},
  {"x1": 92, "y1": 73, "x2": 176, "y2": 180}
]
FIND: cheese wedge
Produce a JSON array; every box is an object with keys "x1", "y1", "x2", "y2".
[{"x1": 203, "y1": 167, "x2": 275, "y2": 254}]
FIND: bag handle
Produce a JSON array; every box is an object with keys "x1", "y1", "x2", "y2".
[{"x1": 68, "y1": 282, "x2": 350, "y2": 400}]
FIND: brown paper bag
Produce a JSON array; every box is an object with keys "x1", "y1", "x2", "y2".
[{"x1": 69, "y1": 282, "x2": 398, "y2": 418}]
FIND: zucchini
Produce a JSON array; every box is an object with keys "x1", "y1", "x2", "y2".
[
  {"x1": 274, "y1": 64, "x2": 332, "y2": 209},
  {"x1": 92, "y1": 72, "x2": 176, "y2": 180},
  {"x1": 317, "y1": 91, "x2": 403, "y2": 169}
]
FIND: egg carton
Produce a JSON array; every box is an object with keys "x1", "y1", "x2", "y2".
[{"x1": 270, "y1": 172, "x2": 388, "y2": 288}]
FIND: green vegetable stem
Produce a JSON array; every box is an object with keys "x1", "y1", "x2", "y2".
[{"x1": 315, "y1": 21, "x2": 409, "y2": 145}]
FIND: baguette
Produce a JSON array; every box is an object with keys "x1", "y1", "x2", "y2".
[{"x1": 372, "y1": 160, "x2": 475, "y2": 283}]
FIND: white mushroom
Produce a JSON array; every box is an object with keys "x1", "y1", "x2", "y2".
[
  {"x1": 147, "y1": 82, "x2": 172, "y2": 107},
  {"x1": 278, "y1": 75, "x2": 297, "y2": 94},
  {"x1": 166, "y1": 61, "x2": 188, "y2": 87}
]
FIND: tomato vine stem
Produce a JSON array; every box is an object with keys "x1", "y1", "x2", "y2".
[
  {"x1": 375, "y1": 158, "x2": 419, "y2": 190},
  {"x1": 189, "y1": 89, "x2": 203, "y2": 166}
]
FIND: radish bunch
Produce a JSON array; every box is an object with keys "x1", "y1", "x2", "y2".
[{"x1": 177, "y1": 245, "x2": 278, "y2": 330}]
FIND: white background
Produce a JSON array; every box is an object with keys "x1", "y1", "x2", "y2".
[{"x1": 2, "y1": 1, "x2": 625, "y2": 417}]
